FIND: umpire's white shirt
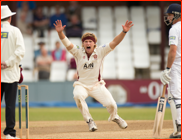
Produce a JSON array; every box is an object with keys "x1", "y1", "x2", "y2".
[
  {"x1": 69, "y1": 44, "x2": 112, "y2": 87},
  {"x1": 1, "y1": 21, "x2": 25, "y2": 83},
  {"x1": 169, "y1": 21, "x2": 181, "y2": 66}
]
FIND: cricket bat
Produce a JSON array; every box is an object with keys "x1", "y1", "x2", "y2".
[{"x1": 153, "y1": 84, "x2": 167, "y2": 138}]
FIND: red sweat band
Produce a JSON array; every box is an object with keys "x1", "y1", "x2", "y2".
[{"x1": 82, "y1": 36, "x2": 96, "y2": 43}]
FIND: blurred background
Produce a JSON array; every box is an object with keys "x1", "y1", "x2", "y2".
[{"x1": 1, "y1": 1, "x2": 181, "y2": 107}]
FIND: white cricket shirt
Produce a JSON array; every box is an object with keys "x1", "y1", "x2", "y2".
[
  {"x1": 168, "y1": 21, "x2": 181, "y2": 66},
  {"x1": 69, "y1": 43, "x2": 113, "y2": 86},
  {"x1": 1, "y1": 21, "x2": 25, "y2": 83}
]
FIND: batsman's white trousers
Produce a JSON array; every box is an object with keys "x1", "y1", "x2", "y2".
[
  {"x1": 73, "y1": 81, "x2": 119, "y2": 122},
  {"x1": 169, "y1": 64, "x2": 181, "y2": 125}
]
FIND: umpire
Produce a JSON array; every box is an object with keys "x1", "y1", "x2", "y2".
[{"x1": 1, "y1": 5, "x2": 25, "y2": 139}]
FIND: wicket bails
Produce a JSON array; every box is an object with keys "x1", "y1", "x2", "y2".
[{"x1": 18, "y1": 85, "x2": 29, "y2": 139}]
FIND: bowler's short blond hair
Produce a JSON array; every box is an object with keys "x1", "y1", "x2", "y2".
[{"x1": 81, "y1": 33, "x2": 97, "y2": 48}]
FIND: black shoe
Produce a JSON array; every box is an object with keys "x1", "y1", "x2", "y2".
[
  {"x1": 169, "y1": 132, "x2": 181, "y2": 138},
  {"x1": 169, "y1": 125, "x2": 181, "y2": 138}
]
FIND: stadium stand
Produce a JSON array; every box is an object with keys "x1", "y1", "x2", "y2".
[
  {"x1": 81, "y1": 7, "x2": 97, "y2": 30},
  {"x1": 21, "y1": 36, "x2": 34, "y2": 70},
  {"x1": 103, "y1": 50, "x2": 117, "y2": 79},
  {"x1": 50, "y1": 61, "x2": 68, "y2": 82},
  {"x1": 146, "y1": 6, "x2": 160, "y2": 30},
  {"x1": 42, "y1": 6, "x2": 49, "y2": 16},
  {"x1": 130, "y1": 6, "x2": 150, "y2": 69},
  {"x1": 7, "y1": 2, "x2": 173, "y2": 81},
  {"x1": 148, "y1": 30, "x2": 161, "y2": 44},
  {"x1": 22, "y1": 70, "x2": 34, "y2": 82},
  {"x1": 149, "y1": 55, "x2": 161, "y2": 79},
  {"x1": 146, "y1": 6, "x2": 161, "y2": 45},
  {"x1": 82, "y1": 30, "x2": 98, "y2": 38},
  {"x1": 98, "y1": 6, "x2": 114, "y2": 46}
]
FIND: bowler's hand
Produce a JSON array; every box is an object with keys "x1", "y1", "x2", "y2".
[
  {"x1": 122, "y1": 20, "x2": 134, "y2": 32},
  {"x1": 54, "y1": 20, "x2": 66, "y2": 33},
  {"x1": 160, "y1": 68, "x2": 171, "y2": 85}
]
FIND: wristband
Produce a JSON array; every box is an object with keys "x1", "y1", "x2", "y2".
[
  {"x1": 166, "y1": 67, "x2": 170, "y2": 69},
  {"x1": 61, "y1": 37, "x2": 71, "y2": 48},
  {"x1": 123, "y1": 30, "x2": 127, "y2": 33}
]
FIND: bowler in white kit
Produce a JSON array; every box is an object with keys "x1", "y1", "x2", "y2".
[
  {"x1": 161, "y1": 3, "x2": 181, "y2": 138},
  {"x1": 54, "y1": 19, "x2": 133, "y2": 131}
]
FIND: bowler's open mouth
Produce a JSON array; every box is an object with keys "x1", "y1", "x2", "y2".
[{"x1": 87, "y1": 46, "x2": 91, "y2": 50}]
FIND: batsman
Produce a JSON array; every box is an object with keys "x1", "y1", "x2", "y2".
[
  {"x1": 161, "y1": 3, "x2": 181, "y2": 138},
  {"x1": 54, "y1": 19, "x2": 133, "y2": 131}
]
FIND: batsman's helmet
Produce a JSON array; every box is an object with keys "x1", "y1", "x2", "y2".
[{"x1": 164, "y1": 3, "x2": 181, "y2": 26}]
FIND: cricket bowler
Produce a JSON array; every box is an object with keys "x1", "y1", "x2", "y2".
[{"x1": 54, "y1": 19, "x2": 133, "y2": 131}]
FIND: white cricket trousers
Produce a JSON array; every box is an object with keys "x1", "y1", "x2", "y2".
[
  {"x1": 169, "y1": 64, "x2": 181, "y2": 125},
  {"x1": 73, "y1": 84, "x2": 119, "y2": 122}
]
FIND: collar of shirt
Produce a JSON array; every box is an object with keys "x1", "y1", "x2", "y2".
[
  {"x1": 1, "y1": 21, "x2": 10, "y2": 25},
  {"x1": 82, "y1": 47, "x2": 97, "y2": 56},
  {"x1": 172, "y1": 21, "x2": 181, "y2": 27}
]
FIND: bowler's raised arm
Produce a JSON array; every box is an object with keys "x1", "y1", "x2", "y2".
[
  {"x1": 109, "y1": 20, "x2": 134, "y2": 50},
  {"x1": 54, "y1": 20, "x2": 74, "y2": 51}
]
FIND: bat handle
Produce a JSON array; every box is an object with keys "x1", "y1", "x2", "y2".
[{"x1": 161, "y1": 85, "x2": 167, "y2": 98}]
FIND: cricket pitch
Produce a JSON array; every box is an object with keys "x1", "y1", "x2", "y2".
[{"x1": 1, "y1": 120, "x2": 175, "y2": 139}]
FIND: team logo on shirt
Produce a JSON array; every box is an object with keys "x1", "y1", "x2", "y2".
[
  {"x1": 83, "y1": 63, "x2": 94, "y2": 69},
  {"x1": 93, "y1": 54, "x2": 97, "y2": 59},
  {"x1": 1, "y1": 32, "x2": 8, "y2": 38},
  {"x1": 83, "y1": 56, "x2": 85, "y2": 59},
  {"x1": 76, "y1": 45, "x2": 80, "y2": 49},
  {"x1": 169, "y1": 36, "x2": 176, "y2": 40},
  {"x1": 102, "y1": 44, "x2": 106, "y2": 47}
]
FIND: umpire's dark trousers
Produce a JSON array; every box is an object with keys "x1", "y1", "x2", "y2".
[{"x1": 1, "y1": 82, "x2": 18, "y2": 137}]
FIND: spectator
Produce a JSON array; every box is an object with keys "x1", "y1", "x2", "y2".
[
  {"x1": 50, "y1": 5, "x2": 67, "y2": 29},
  {"x1": 66, "y1": 14, "x2": 83, "y2": 37},
  {"x1": 36, "y1": 47, "x2": 52, "y2": 80},
  {"x1": 17, "y1": 2, "x2": 33, "y2": 24},
  {"x1": 34, "y1": 41, "x2": 51, "y2": 62},
  {"x1": 17, "y1": 11, "x2": 33, "y2": 36},
  {"x1": 66, "y1": 1, "x2": 81, "y2": 21},
  {"x1": 17, "y1": 1, "x2": 36, "y2": 10},
  {"x1": 51, "y1": 41, "x2": 66, "y2": 61},
  {"x1": 16, "y1": 1, "x2": 33, "y2": 35},
  {"x1": 33, "y1": 6, "x2": 50, "y2": 37},
  {"x1": 34, "y1": 42, "x2": 45, "y2": 59}
]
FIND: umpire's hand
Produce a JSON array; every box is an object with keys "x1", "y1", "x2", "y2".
[{"x1": 1, "y1": 62, "x2": 8, "y2": 69}]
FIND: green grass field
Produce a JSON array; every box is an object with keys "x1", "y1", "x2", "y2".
[{"x1": 1, "y1": 107, "x2": 172, "y2": 121}]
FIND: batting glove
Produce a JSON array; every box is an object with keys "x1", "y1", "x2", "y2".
[{"x1": 160, "y1": 68, "x2": 171, "y2": 85}]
